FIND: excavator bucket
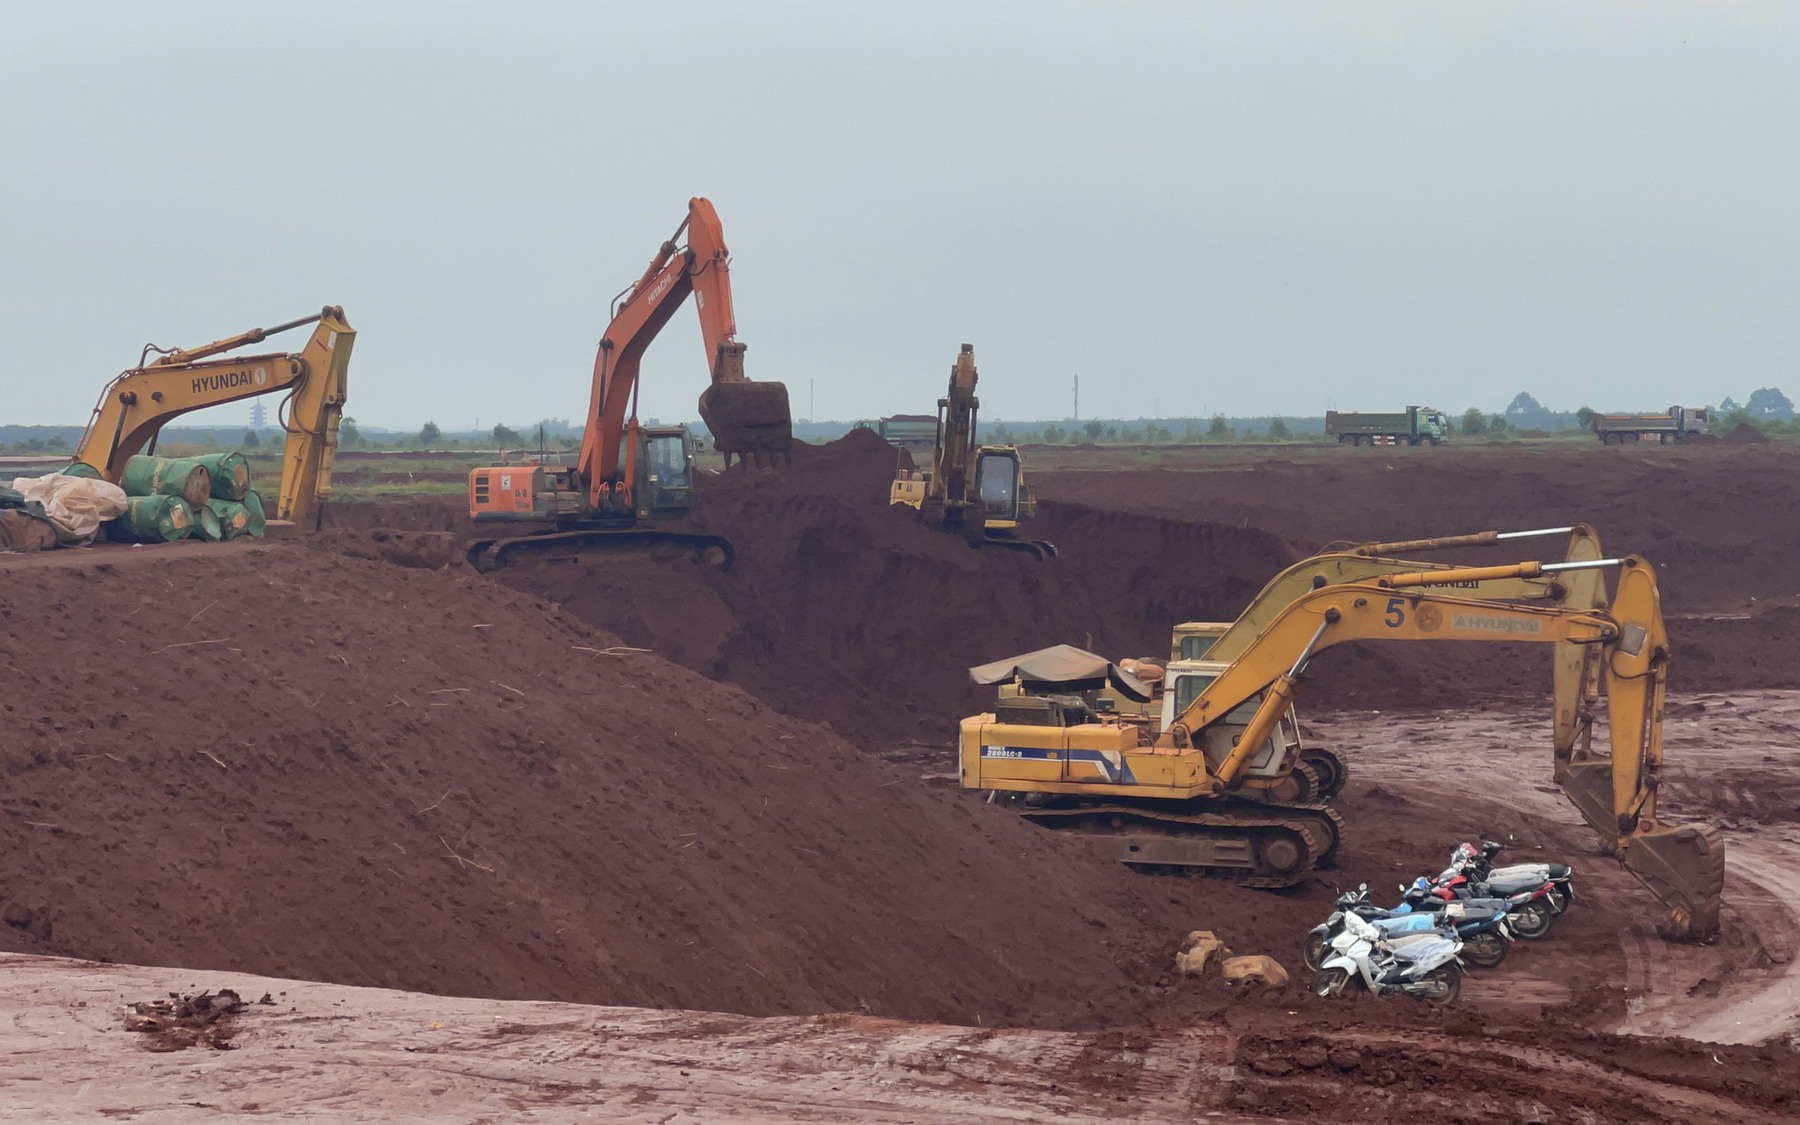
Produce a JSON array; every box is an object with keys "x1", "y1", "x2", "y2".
[
  {"x1": 700, "y1": 381, "x2": 792, "y2": 466},
  {"x1": 1623, "y1": 822, "x2": 1726, "y2": 941},
  {"x1": 1561, "y1": 761, "x2": 1726, "y2": 940}
]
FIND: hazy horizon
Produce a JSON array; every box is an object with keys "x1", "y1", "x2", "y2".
[{"x1": 4, "y1": 2, "x2": 1795, "y2": 431}]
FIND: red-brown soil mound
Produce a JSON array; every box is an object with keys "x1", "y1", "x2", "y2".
[{"x1": 0, "y1": 543, "x2": 1302, "y2": 1028}]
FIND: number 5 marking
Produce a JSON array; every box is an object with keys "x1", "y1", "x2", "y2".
[{"x1": 1385, "y1": 597, "x2": 1407, "y2": 628}]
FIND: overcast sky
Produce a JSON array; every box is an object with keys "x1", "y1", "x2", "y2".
[{"x1": 3, "y1": 2, "x2": 1795, "y2": 431}]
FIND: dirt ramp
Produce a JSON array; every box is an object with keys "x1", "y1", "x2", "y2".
[{"x1": 1, "y1": 543, "x2": 1283, "y2": 1028}]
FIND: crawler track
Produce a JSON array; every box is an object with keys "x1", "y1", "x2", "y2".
[
  {"x1": 465, "y1": 528, "x2": 734, "y2": 573},
  {"x1": 1019, "y1": 800, "x2": 1347, "y2": 888}
]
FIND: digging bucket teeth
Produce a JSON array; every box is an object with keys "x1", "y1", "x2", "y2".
[{"x1": 700, "y1": 381, "x2": 793, "y2": 465}]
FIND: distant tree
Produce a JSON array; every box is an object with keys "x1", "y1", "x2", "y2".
[
  {"x1": 340, "y1": 417, "x2": 363, "y2": 448},
  {"x1": 989, "y1": 423, "x2": 1014, "y2": 443},
  {"x1": 1084, "y1": 420, "x2": 1105, "y2": 442},
  {"x1": 1718, "y1": 396, "x2": 1742, "y2": 412},
  {"x1": 493, "y1": 423, "x2": 523, "y2": 445},
  {"x1": 1268, "y1": 417, "x2": 1291, "y2": 439},
  {"x1": 1149, "y1": 425, "x2": 1173, "y2": 443},
  {"x1": 1747, "y1": 387, "x2": 1795, "y2": 421},
  {"x1": 242, "y1": 428, "x2": 261, "y2": 449},
  {"x1": 1488, "y1": 415, "x2": 1510, "y2": 436},
  {"x1": 1103, "y1": 424, "x2": 1119, "y2": 441},
  {"x1": 1460, "y1": 407, "x2": 1488, "y2": 437},
  {"x1": 1121, "y1": 427, "x2": 1143, "y2": 442},
  {"x1": 1575, "y1": 406, "x2": 1597, "y2": 431},
  {"x1": 1041, "y1": 423, "x2": 1065, "y2": 444},
  {"x1": 1208, "y1": 413, "x2": 1230, "y2": 439},
  {"x1": 46, "y1": 433, "x2": 70, "y2": 450},
  {"x1": 1181, "y1": 420, "x2": 1198, "y2": 441},
  {"x1": 418, "y1": 420, "x2": 441, "y2": 446}
]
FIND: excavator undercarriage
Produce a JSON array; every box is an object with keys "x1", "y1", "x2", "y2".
[{"x1": 1017, "y1": 798, "x2": 1346, "y2": 888}]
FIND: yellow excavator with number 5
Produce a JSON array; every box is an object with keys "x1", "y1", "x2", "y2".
[{"x1": 962, "y1": 553, "x2": 1725, "y2": 939}]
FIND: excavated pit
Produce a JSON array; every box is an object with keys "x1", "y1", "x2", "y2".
[{"x1": 4, "y1": 432, "x2": 1798, "y2": 1117}]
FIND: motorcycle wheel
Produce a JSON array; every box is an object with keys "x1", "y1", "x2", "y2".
[
  {"x1": 1302, "y1": 932, "x2": 1330, "y2": 973},
  {"x1": 1462, "y1": 931, "x2": 1508, "y2": 968},
  {"x1": 1414, "y1": 965, "x2": 1461, "y2": 1005},
  {"x1": 1312, "y1": 967, "x2": 1354, "y2": 999},
  {"x1": 1511, "y1": 901, "x2": 1553, "y2": 939},
  {"x1": 1547, "y1": 882, "x2": 1574, "y2": 915}
]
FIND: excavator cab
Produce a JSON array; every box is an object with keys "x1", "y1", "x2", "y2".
[
  {"x1": 636, "y1": 426, "x2": 697, "y2": 520},
  {"x1": 976, "y1": 449, "x2": 1024, "y2": 523}
]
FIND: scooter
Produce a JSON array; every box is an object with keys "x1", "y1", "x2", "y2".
[
  {"x1": 1303, "y1": 884, "x2": 1513, "y2": 971},
  {"x1": 1314, "y1": 910, "x2": 1463, "y2": 1005},
  {"x1": 1430, "y1": 869, "x2": 1556, "y2": 939},
  {"x1": 1454, "y1": 839, "x2": 1575, "y2": 915}
]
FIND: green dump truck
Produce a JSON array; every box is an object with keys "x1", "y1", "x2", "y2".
[{"x1": 1325, "y1": 406, "x2": 1450, "y2": 447}]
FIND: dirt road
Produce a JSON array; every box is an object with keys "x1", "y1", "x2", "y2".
[
  {"x1": 3, "y1": 953, "x2": 1791, "y2": 1123},
  {"x1": 1303, "y1": 690, "x2": 1800, "y2": 1045}
]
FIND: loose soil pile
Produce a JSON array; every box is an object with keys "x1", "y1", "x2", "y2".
[{"x1": 0, "y1": 543, "x2": 1297, "y2": 1028}]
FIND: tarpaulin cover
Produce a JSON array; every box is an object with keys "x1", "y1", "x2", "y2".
[
  {"x1": 5, "y1": 474, "x2": 128, "y2": 544},
  {"x1": 967, "y1": 643, "x2": 1154, "y2": 702}
]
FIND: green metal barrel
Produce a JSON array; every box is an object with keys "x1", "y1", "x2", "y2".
[
  {"x1": 190, "y1": 502, "x2": 224, "y2": 542},
  {"x1": 59, "y1": 462, "x2": 103, "y2": 479},
  {"x1": 121, "y1": 455, "x2": 212, "y2": 507},
  {"x1": 205, "y1": 498, "x2": 252, "y2": 540},
  {"x1": 242, "y1": 489, "x2": 267, "y2": 536},
  {"x1": 191, "y1": 451, "x2": 252, "y2": 501},
  {"x1": 110, "y1": 495, "x2": 193, "y2": 542},
  {"x1": 206, "y1": 491, "x2": 266, "y2": 538}
]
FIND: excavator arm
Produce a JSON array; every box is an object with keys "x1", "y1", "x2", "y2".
[
  {"x1": 74, "y1": 307, "x2": 353, "y2": 524},
  {"x1": 1161, "y1": 556, "x2": 1723, "y2": 938},
  {"x1": 577, "y1": 197, "x2": 790, "y2": 499},
  {"x1": 1199, "y1": 524, "x2": 1607, "y2": 664}
]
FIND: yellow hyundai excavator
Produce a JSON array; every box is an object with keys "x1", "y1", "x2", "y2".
[
  {"x1": 962, "y1": 554, "x2": 1726, "y2": 939},
  {"x1": 890, "y1": 344, "x2": 1055, "y2": 560},
  {"x1": 74, "y1": 306, "x2": 354, "y2": 526}
]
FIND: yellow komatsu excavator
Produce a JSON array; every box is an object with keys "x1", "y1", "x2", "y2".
[
  {"x1": 890, "y1": 344, "x2": 1056, "y2": 560},
  {"x1": 74, "y1": 307, "x2": 354, "y2": 526},
  {"x1": 962, "y1": 554, "x2": 1726, "y2": 939}
]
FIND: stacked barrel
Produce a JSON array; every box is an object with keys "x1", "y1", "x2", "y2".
[{"x1": 99, "y1": 453, "x2": 268, "y2": 543}]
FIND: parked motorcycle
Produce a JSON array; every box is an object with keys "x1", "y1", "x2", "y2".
[
  {"x1": 1303, "y1": 884, "x2": 1512, "y2": 971},
  {"x1": 1453, "y1": 839, "x2": 1575, "y2": 915},
  {"x1": 1313, "y1": 910, "x2": 1463, "y2": 1004},
  {"x1": 1430, "y1": 869, "x2": 1555, "y2": 939}
]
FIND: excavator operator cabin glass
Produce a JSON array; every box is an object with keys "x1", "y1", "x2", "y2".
[
  {"x1": 645, "y1": 434, "x2": 690, "y2": 489},
  {"x1": 976, "y1": 452, "x2": 1019, "y2": 519}
]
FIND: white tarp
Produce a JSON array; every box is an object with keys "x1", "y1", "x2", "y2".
[{"x1": 5, "y1": 475, "x2": 128, "y2": 544}]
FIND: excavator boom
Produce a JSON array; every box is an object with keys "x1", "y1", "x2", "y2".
[
  {"x1": 74, "y1": 306, "x2": 353, "y2": 524},
  {"x1": 581, "y1": 197, "x2": 790, "y2": 487}
]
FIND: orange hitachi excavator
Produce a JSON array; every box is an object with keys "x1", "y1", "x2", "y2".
[{"x1": 466, "y1": 198, "x2": 792, "y2": 571}]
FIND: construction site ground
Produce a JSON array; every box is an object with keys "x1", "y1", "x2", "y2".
[{"x1": 3, "y1": 435, "x2": 1797, "y2": 1120}]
